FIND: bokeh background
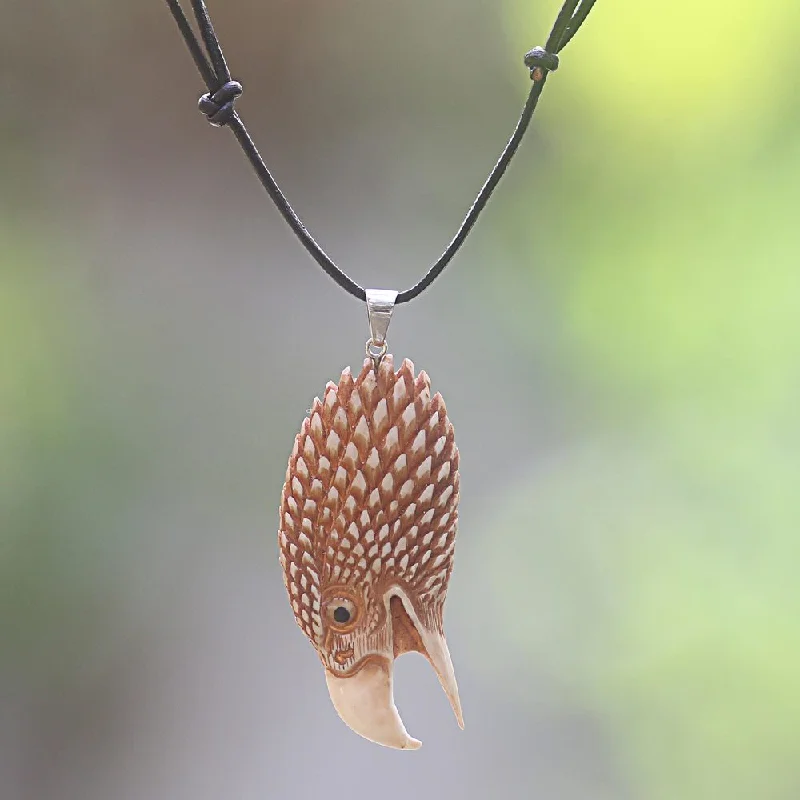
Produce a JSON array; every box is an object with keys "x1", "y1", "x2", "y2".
[{"x1": 2, "y1": 0, "x2": 800, "y2": 798}]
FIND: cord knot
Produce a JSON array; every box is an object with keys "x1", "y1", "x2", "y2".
[
  {"x1": 524, "y1": 47, "x2": 559, "y2": 81},
  {"x1": 198, "y1": 80, "x2": 243, "y2": 126}
]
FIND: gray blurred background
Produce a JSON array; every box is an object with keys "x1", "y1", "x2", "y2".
[{"x1": 2, "y1": 1, "x2": 800, "y2": 798}]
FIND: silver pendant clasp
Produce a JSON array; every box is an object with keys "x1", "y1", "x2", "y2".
[{"x1": 365, "y1": 289, "x2": 398, "y2": 368}]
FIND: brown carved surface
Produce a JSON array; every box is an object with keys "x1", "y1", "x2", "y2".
[{"x1": 277, "y1": 355, "x2": 459, "y2": 673}]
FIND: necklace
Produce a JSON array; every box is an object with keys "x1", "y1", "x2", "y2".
[{"x1": 164, "y1": 0, "x2": 596, "y2": 750}]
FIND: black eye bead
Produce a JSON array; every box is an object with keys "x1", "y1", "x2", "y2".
[{"x1": 333, "y1": 606, "x2": 351, "y2": 624}]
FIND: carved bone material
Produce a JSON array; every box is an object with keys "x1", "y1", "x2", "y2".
[{"x1": 278, "y1": 355, "x2": 462, "y2": 749}]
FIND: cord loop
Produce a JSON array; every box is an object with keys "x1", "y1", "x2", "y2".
[
  {"x1": 524, "y1": 47, "x2": 560, "y2": 80},
  {"x1": 166, "y1": 0, "x2": 597, "y2": 303},
  {"x1": 198, "y1": 80, "x2": 243, "y2": 126}
]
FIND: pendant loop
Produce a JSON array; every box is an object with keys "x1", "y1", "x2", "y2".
[{"x1": 365, "y1": 289, "x2": 398, "y2": 368}]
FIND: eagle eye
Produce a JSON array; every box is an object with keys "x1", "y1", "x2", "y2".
[{"x1": 326, "y1": 596, "x2": 359, "y2": 629}]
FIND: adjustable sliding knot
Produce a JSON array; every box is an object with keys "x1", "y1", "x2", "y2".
[
  {"x1": 524, "y1": 46, "x2": 559, "y2": 81},
  {"x1": 198, "y1": 80, "x2": 243, "y2": 126}
]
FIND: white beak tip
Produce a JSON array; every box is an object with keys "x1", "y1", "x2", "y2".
[
  {"x1": 326, "y1": 661, "x2": 423, "y2": 751},
  {"x1": 400, "y1": 736, "x2": 422, "y2": 750}
]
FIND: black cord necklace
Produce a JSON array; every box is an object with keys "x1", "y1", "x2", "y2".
[
  {"x1": 164, "y1": 0, "x2": 597, "y2": 750},
  {"x1": 166, "y1": 0, "x2": 595, "y2": 304}
]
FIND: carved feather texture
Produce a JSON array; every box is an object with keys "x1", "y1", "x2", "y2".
[{"x1": 278, "y1": 355, "x2": 460, "y2": 673}]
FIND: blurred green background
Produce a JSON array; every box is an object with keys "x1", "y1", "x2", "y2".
[{"x1": 2, "y1": 1, "x2": 799, "y2": 798}]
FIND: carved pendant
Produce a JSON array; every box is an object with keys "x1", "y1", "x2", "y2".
[{"x1": 277, "y1": 291, "x2": 462, "y2": 750}]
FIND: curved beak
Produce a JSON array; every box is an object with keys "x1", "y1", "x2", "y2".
[
  {"x1": 324, "y1": 591, "x2": 463, "y2": 749},
  {"x1": 325, "y1": 659, "x2": 422, "y2": 750}
]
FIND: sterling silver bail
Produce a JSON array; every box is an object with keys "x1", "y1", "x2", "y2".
[{"x1": 365, "y1": 289, "x2": 398, "y2": 369}]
